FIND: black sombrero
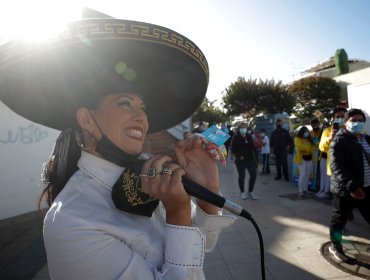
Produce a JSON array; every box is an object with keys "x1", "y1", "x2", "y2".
[{"x1": 0, "y1": 10, "x2": 208, "y2": 133}]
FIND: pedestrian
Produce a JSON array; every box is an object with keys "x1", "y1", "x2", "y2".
[
  {"x1": 226, "y1": 125, "x2": 235, "y2": 159},
  {"x1": 319, "y1": 107, "x2": 347, "y2": 178},
  {"x1": 270, "y1": 119, "x2": 291, "y2": 181},
  {"x1": 0, "y1": 14, "x2": 236, "y2": 279},
  {"x1": 231, "y1": 123, "x2": 258, "y2": 200},
  {"x1": 192, "y1": 121, "x2": 206, "y2": 133},
  {"x1": 329, "y1": 108, "x2": 370, "y2": 262},
  {"x1": 259, "y1": 128, "x2": 270, "y2": 174},
  {"x1": 294, "y1": 126, "x2": 315, "y2": 199},
  {"x1": 316, "y1": 121, "x2": 331, "y2": 198},
  {"x1": 310, "y1": 118, "x2": 322, "y2": 194},
  {"x1": 221, "y1": 123, "x2": 229, "y2": 133},
  {"x1": 320, "y1": 107, "x2": 356, "y2": 221},
  {"x1": 223, "y1": 124, "x2": 233, "y2": 158}
]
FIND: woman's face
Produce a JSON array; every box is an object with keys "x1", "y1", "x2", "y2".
[
  {"x1": 300, "y1": 127, "x2": 309, "y2": 136},
  {"x1": 92, "y1": 93, "x2": 149, "y2": 155},
  {"x1": 238, "y1": 124, "x2": 247, "y2": 131}
]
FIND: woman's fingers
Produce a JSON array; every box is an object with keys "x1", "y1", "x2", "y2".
[
  {"x1": 177, "y1": 134, "x2": 203, "y2": 151},
  {"x1": 140, "y1": 155, "x2": 171, "y2": 193},
  {"x1": 140, "y1": 156, "x2": 187, "y2": 198}
]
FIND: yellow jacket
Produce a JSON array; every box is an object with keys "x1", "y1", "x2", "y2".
[
  {"x1": 293, "y1": 137, "x2": 315, "y2": 164},
  {"x1": 319, "y1": 126, "x2": 332, "y2": 175}
]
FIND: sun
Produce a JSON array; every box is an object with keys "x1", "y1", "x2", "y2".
[{"x1": 0, "y1": 1, "x2": 83, "y2": 43}]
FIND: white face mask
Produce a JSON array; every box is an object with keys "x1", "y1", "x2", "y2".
[
  {"x1": 260, "y1": 133, "x2": 265, "y2": 137},
  {"x1": 239, "y1": 128, "x2": 247, "y2": 135}
]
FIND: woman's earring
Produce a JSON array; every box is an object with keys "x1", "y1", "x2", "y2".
[
  {"x1": 75, "y1": 129, "x2": 87, "y2": 149},
  {"x1": 75, "y1": 129, "x2": 97, "y2": 151}
]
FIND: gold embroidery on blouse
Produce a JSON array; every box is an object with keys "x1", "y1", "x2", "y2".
[{"x1": 121, "y1": 169, "x2": 157, "y2": 205}]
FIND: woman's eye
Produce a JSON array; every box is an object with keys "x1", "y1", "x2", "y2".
[{"x1": 117, "y1": 100, "x2": 131, "y2": 107}]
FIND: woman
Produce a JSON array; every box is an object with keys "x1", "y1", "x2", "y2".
[
  {"x1": 231, "y1": 124, "x2": 258, "y2": 200},
  {"x1": 294, "y1": 126, "x2": 316, "y2": 199},
  {"x1": 0, "y1": 14, "x2": 235, "y2": 280}
]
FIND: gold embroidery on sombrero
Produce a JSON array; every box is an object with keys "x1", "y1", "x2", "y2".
[{"x1": 121, "y1": 169, "x2": 157, "y2": 206}]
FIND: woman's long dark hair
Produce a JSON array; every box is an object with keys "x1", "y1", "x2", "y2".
[{"x1": 38, "y1": 128, "x2": 82, "y2": 209}]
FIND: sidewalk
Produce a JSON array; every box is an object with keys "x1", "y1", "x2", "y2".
[{"x1": 0, "y1": 158, "x2": 369, "y2": 279}]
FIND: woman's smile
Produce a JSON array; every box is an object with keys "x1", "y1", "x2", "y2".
[{"x1": 124, "y1": 127, "x2": 144, "y2": 140}]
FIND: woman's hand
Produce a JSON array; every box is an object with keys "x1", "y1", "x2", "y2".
[
  {"x1": 141, "y1": 155, "x2": 191, "y2": 226},
  {"x1": 175, "y1": 134, "x2": 220, "y2": 214}
]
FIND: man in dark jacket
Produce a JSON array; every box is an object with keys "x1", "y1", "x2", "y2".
[
  {"x1": 270, "y1": 119, "x2": 291, "y2": 181},
  {"x1": 329, "y1": 108, "x2": 370, "y2": 262}
]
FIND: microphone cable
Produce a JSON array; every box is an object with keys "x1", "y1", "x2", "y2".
[
  {"x1": 182, "y1": 177, "x2": 266, "y2": 280},
  {"x1": 240, "y1": 209, "x2": 265, "y2": 280}
]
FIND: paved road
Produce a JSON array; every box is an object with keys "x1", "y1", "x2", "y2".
[{"x1": 203, "y1": 158, "x2": 369, "y2": 279}]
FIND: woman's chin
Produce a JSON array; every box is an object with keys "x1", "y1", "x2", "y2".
[{"x1": 121, "y1": 143, "x2": 144, "y2": 155}]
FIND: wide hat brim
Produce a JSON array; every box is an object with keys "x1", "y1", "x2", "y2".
[{"x1": 0, "y1": 18, "x2": 208, "y2": 133}]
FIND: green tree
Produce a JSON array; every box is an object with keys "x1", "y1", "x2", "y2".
[
  {"x1": 288, "y1": 76, "x2": 341, "y2": 121},
  {"x1": 192, "y1": 97, "x2": 229, "y2": 125},
  {"x1": 258, "y1": 80, "x2": 295, "y2": 114},
  {"x1": 222, "y1": 77, "x2": 259, "y2": 118},
  {"x1": 222, "y1": 77, "x2": 295, "y2": 117}
]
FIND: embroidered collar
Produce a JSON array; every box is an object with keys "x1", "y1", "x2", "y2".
[{"x1": 77, "y1": 151, "x2": 124, "y2": 190}]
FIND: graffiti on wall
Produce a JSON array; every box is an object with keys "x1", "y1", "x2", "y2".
[{"x1": 0, "y1": 124, "x2": 49, "y2": 144}]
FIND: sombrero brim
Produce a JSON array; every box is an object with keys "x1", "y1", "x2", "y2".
[{"x1": 0, "y1": 19, "x2": 209, "y2": 133}]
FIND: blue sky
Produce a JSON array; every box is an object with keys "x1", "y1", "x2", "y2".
[{"x1": 1, "y1": 0, "x2": 370, "y2": 105}]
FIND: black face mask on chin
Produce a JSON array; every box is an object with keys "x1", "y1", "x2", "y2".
[
  {"x1": 95, "y1": 134, "x2": 141, "y2": 171},
  {"x1": 95, "y1": 134, "x2": 159, "y2": 217}
]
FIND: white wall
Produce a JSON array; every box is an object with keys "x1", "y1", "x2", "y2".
[
  {"x1": 347, "y1": 82, "x2": 370, "y2": 134},
  {"x1": 0, "y1": 102, "x2": 59, "y2": 219},
  {"x1": 335, "y1": 66, "x2": 370, "y2": 85}
]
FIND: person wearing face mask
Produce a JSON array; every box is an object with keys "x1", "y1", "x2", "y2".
[
  {"x1": 309, "y1": 118, "x2": 321, "y2": 192},
  {"x1": 319, "y1": 107, "x2": 347, "y2": 178},
  {"x1": 294, "y1": 126, "x2": 316, "y2": 199},
  {"x1": 231, "y1": 124, "x2": 259, "y2": 200},
  {"x1": 270, "y1": 119, "x2": 291, "y2": 181},
  {"x1": 259, "y1": 129, "x2": 270, "y2": 174},
  {"x1": 328, "y1": 108, "x2": 370, "y2": 262}
]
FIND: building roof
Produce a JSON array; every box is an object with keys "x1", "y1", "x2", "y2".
[{"x1": 304, "y1": 57, "x2": 363, "y2": 73}]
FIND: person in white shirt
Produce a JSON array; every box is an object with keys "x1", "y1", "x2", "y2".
[
  {"x1": 259, "y1": 129, "x2": 271, "y2": 174},
  {"x1": 0, "y1": 12, "x2": 235, "y2": 280}
]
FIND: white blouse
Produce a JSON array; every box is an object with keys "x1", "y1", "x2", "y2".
[{"x1": 43, "y1": 151, "x2": 236, "y2": 279}]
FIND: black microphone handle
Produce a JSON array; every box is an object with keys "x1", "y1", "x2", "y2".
[
  {"x1": 182, "y1": 176, "x2": 246, "y2": 217},
  {"x1": 132, "y1": 160, "x2": 247, "y2": 217}
]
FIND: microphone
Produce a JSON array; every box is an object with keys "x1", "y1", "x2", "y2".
[
  {"x1": 132, "y1": 158, "x2": 251, "y2": 219},
  {"x1": 182, "y1": 176, "x2": 251, "y2": 219}
]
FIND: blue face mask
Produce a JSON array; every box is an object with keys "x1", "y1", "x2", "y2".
[
  {"x1": 239, "y1": 128, "x2": 247, "y2": 135},
  {"x1": 303, "y1": 132, "x2": 309, "y2": 138},
  {"x1": 333, "y1": 118, "x2": 344, "y2": 126},
  {"x1": 346, "y1": 122, "x2": 365, "y2": 134}
]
